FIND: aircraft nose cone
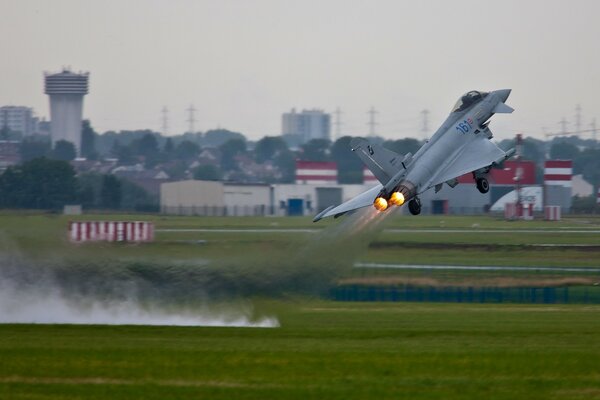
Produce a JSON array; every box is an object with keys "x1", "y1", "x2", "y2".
[{"x1": 496, "y1": 89, "x2": 511, "y2": 102}]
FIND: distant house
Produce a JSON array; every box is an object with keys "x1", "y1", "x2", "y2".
[
  {"x1": 112, "y1": 166, "x2": 171, "y2": 196},
  {"x1": 0, "y1": 140, "x2": 20, "y2": 169}
]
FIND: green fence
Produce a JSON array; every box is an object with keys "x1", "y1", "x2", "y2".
[{"x1": 331, "y1": 285, "x2": 600, "y2": 304}]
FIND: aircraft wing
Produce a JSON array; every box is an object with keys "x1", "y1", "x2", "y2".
[
  {"x1": 423, "y1": 135, "x2": 507, "y2": 191},
  {"x1": 313, "y1": 184, "x2": 382, "y2": 221}
]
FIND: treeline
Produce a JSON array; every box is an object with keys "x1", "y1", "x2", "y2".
[
  {"x1": 6, "y1": 121, "x2": 600, "y2": 211},
  {"x1": 0, "y1": 158, "x2": 155, "y2": 211}
]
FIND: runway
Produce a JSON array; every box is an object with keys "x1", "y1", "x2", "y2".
[
  {"x1": 156, "y1": 228, "x2": 600, "y2": 234},
  {"x1": 354, "y1": 262, "x2": 600, "y2": 273}
]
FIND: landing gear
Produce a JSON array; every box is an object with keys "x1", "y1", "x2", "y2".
[
  {"x1": 408, "y1": 197, "x2": 421, "y2": 215},
  {"x1": 476, "y1": 177, "x2": 489, "y2": 194}
]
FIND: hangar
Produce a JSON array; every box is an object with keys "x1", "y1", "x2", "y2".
[
  {"x1": 160, "y1": 160, "x2": 573, "y2": 217},
  {"x1": 160, "y1": 180, "x2": 372, "y2": 217}
]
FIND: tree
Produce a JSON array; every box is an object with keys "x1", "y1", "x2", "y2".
[
  {"x1": 219, "y1": 138, "x2": 247, "y2": 171},
  {"x1": 550, "y1": 141, "x2": 580, "y2": 160},
  {"x1": 120, "y1": 179, "x2": 157, "y2": 211},
  {"x1": 0, "y1": 126, "x2": 10, "y2": 140},
  {"x1": 300, "y1": 139, "x2": 331, "y2": 161},
  {"x1": 111, "y1": 140, "x2": 135, "y2": 165},
  {"x1": 273, "y1": 150, "x2": 296, "y2": 183},
  {"x1": 0, "y1": 158, "x2": 77, "y2": 209},
  {"x1": 383, "y1": 138, "x2": 421, "y2": 155},
  {"x1": 51, "y1": 140, "x2": 76, "y2": 161},
  {"x1": 175, "y1": 140, "x2": 200, "y2": 161},
  {"x1": 81, "y1": 120, "x2": 98, "y2": 159},
  {"x1": 164, "y1": 137, "x2": 174, "y2": 154},
  {"x1": 203, "y1": 129, "x2": 245, "y2": 147},
  {"x1": 331, "y1": 136, "x2": 364, "y2": 183},
  {"x1": 193, "y1": 164, "x2": 222, "y2": 181},
  {"x1": 254, "y1": 136, "x2": 288, "y2": 163},
  {"x1": 100, "y1": 175, "x2": 122, "y2": 209},
  {"x1": 20, "y1": 136, "x2": 51, "y2": 162}
]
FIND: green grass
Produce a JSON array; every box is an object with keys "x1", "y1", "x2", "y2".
[
  {"x1": 1, "y1": 213, "x2": 600, "y2": 287},
  {"x1": 1, "y1": 301, "x2": 600, "y2": 399},
  {"x1": 2, "y1": 214, "x2": 600, "y2": 398}
]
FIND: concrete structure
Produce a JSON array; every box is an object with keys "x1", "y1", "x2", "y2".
[
  {"x1": 160, "y1": 179, "x2": 371, "y2": 217},
  {"x1": 161, "y1": 180, "x2": 270, "y2": 216},
  {"x1": 572, "y1": 174, "x2": 593, "y2": 197},
  {"x1": 0, "y1": 106, "x2": 38, "y2": 136},
  {"x1": 544, "y1": 160, "x2": 572, "y2": 212},
  {"x1": 224, "y1": 183, "x2": 271, "y2": 216},
  {"x1": 44, "y1": 69, "x2": 89, "y2": 154},
  {"x1": 161, "y1": 180, "x2": 225, "y2": 215},
  {"x1": 282, "y1": 109, "x2": 330, "y2": 144}
]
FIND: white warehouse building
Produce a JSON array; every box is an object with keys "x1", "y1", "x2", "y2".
[{"x1": 160, "y1": 180, "x2": 372, "y2": 217}]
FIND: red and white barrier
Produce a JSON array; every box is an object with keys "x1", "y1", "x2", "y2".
[
  {"x1": 504, "y1": 203, "x2": 534, "y2": 220},
  {"x1": 69, "y1": 221, "x2": 154, "y2": 243},
  {"x1": 544, "y1": 206, "x2": 561, "y2": 221}
]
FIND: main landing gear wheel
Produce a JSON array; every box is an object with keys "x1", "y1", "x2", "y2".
[
  {"x1": 408, "y1": 197, "x2": 421, "y2": 215},
  {"x1": 476, "y1": 177, "x2": 489, "y2": 194}
]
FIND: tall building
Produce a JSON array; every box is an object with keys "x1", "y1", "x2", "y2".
[
  {"x1": 0, "y1": 106, "x2": 38, "y2": 136},
  {"x1": 44, "y1": 68, "x2": 89, "y2": 154},
  {"x1": 282, "y1": 109, "x2": 330, "y2": 144}
]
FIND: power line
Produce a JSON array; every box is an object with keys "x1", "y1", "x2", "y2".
[
  {"x1": 367, "y1": 107, "x2": 378, "y2": 136},
  {"x1": 575, "y1": 104, "x2": 582, "y2": 135},
  {"x1": 558, "y1": 117, "x2": 568, "y2": 135},
  {"x1": 333, "y1": 107, "x2": 342, "y2": 140},
  {"x1": 186, "y1": 104, "x2": 197, "y2": 133},
  {"x1": 161, "y1": 106, "x2": 169, "y2": 135},
  {"x1": 544, "y1": 128, "x2": 597, "y2": 138}
]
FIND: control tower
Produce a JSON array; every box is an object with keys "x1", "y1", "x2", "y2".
[{"x1": 44, "y1": 69, "x2": 89, "y2": 154}]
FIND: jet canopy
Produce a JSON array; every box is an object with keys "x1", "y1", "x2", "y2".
[{"x1": 451, "y1": 91, "x2": 488, "y2": 113}]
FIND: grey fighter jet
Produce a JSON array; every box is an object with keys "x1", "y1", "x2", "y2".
[{"x1": 313, "y1": 89, "x2": 515, "y2": 221}]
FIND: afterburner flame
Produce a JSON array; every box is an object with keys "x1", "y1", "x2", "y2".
[
  {"x1": 373, "y1": 197, "x2": 388, "y2": 211},
  {"x1": 389, "y1": 191, "x2": 405, "y2": 206}
]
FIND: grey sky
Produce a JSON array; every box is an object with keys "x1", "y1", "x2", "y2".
[{"x1": 1, "y1": 0, "x2": 599, "y2": 141}]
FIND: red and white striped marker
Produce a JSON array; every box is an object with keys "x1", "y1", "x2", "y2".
[
  {"x1": 295, "y1": 161, "x2": 338, "y2": 184},
  {"x1": 69, "y1": 221, "x2": 154, "y2": 243},
  {"x1": 544, "y1": 205, "x2": 561, "y2": 221},
  {"x1": 544, "y1": 160, "x2": 572, "y2": 187}
]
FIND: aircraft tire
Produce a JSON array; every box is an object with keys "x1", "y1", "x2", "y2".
[
  {"x1": 408, "y1": 198, "x2": 421, "y2": 215},
  {"x1": 476, "y1": 178, "x2": 489, "y2": 194}
]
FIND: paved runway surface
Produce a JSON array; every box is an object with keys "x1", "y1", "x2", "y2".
[{"x1": 355, "y1": 262, "x2": 600, "y2": 273}]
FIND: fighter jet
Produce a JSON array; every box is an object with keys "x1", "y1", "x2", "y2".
[{"x1": 313, "y1": 89, "x2": 515, "y2": 221}]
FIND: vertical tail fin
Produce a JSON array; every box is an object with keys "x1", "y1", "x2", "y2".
[{"x1": 350, "y1": 137, "x2": 405, "y2": 184}]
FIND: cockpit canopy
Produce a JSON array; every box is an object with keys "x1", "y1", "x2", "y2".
[{"x1": 451, "y1": 90, "x2": 488, "y2": 113}]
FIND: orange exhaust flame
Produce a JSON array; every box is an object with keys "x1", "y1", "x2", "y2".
[
  {"x1": 389, "y1": 191, "x2": 405, "y2": 206},
  {"x1": 373, "y1": 197, "x2": 388, "y2": 211}
]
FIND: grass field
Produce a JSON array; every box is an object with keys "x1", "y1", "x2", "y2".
[
  {"x1": 1, "y1": 213, "x2": 600, "y2": 398},
  {"x1": 1, "y1": 301, "x2": 600, "y2": 400}
]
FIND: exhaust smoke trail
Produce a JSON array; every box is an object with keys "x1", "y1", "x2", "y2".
[
  {"x1": 0, "y1": 256, "x2": 278, "y2": 327},
  {"x1": 0, "y1": 207, "x2": 395, "y2": 326}
]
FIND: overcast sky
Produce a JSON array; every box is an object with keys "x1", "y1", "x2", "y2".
[{"x1": 1, "y1": 0, "x2": 599, "y2": 141}]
